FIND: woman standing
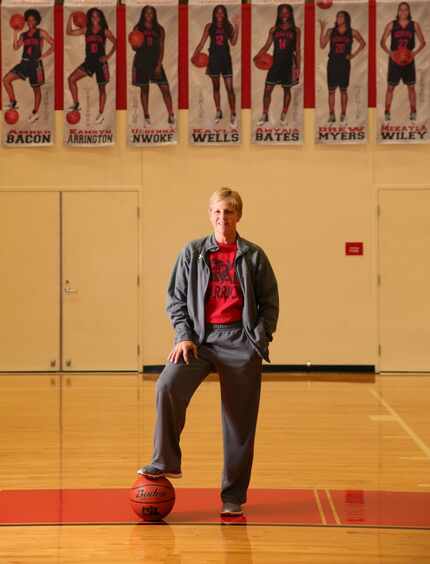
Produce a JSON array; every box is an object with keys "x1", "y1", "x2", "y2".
[
  {"x1": 320, "y1": 10, "x2": 366, "y2": 123},
  {"x1": 67, "y1": 8, "x2": 116, "y2": 125},
  {"x1": 380, "y1": 1, "x2": 426, "y2": 122},
  {"x1": 192, "y1": 5, "x2": 239, "y2": 128},
  {"x1": 254, "y1": 4, "x2": 301, "y2": 126},
  {"x1": 131, "y1": 5, "x2": 175, "y2": 127}
]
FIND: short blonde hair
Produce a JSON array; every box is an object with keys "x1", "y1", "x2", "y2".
[{"x1": 208, "y1": 187, "x2": 243, "y2": 219}]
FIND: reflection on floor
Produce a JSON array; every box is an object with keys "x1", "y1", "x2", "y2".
[{"x1": 1, "y1": 487, "x2": 430, "y2": 528}]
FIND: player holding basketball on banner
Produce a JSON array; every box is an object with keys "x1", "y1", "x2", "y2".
[
  {"x1": 3, "y1": 9, "x2": 54, "y2": 124},
  {"x1": 254, "y1": 4, "x2": 301, "y2": 126},
  {"x1": 380, "y1": 1, "x2": 426, "y2": 122},
  {"x1": 191, "y1": 5, "x2": 239, "y2": 128},
  {"x1": 130, "y1": 5, "x2": 175, "y2": 127},
  {"x1": 319, "y1": 11, "x2": 365, "y2": 123},
  {"x1": 67, "y1": 8, "x2": 116, "y2": 125}
]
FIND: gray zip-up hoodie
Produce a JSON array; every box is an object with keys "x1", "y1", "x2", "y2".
[{"x1": 166, "y1": 232, "x2": 279, "y2": 362}]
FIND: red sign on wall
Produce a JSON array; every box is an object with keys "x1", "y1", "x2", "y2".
[{"x1": 345, "y1": 242, "x2": 364, "y2": 256}]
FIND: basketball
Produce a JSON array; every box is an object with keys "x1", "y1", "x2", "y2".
[
  {"x1": 72, "y1": 11, "x2": 87, "y2": 29},
  {"x1": 191, "y1": 52, "x2": 209, "y2": 68},
  {"x1": 392, "y1": 47, "x2": 414, "y2": 66},
  {"x1": 66, "y1": 110, "x2": 81, "y2": 125},
  {"x1": 254, "y1": 53, "x2": 273, "y2": 71},
  {"x1": 9, "y1": 13, "x2": 25, "y2": 31},
  {"x1": 317, "y1": 0, "x2": 333, "y2": 9},
  {"x1": 128, "y1": 30, "x2": 145, "y2": 49},
  {"x1": 129, "y1": 476, "x2": 175, "y2": 522},
  {"x1": 4, "y1": 109, "x2": 19, "y2": 125}
]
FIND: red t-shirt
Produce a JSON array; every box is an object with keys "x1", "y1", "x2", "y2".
[{"x1": 205, "y1": 241, "x2": 244, "y2": 324}]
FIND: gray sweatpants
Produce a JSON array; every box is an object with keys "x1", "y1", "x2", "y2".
[{"x1": 151, "y1": 321, "x2": 262, "y2": 504}]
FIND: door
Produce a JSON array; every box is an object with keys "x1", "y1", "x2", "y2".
[
  {"x1": 62, "y1": 191, "x2": 139, "y2": 370},
  {"x1": 0, "y1": 192, "x2": 60, "y2": 371},
  {"x1": 378, "y1": 189, "x2": 430, "y2": 371}
]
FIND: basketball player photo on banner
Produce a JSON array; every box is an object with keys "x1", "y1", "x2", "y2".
[
  {"x1": 251, "y1": 0, "x2": 304, "y2": 145},
  {"x1": 315, "y1": 0, "x2": 367, "y2": 144},
  {"x1": 126, "y1": 0, "x2": 178, "y2": 146},
  {"x1": 188, "y1": 0, "x2": 241, "y2": 145},
  {"x1": 1, "y1": 0, "x2": 55, "y2": 147},
  {"x1": 377, "y1": 0, "x2": 429, "y2": 144},
  {"x1": 64, "y1": 0, "x2": 117, "y2": 146}
]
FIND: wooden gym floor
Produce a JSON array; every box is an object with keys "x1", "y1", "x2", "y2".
[{"x1": 1, "y1": 372, "x2": 430, "y2": 563}]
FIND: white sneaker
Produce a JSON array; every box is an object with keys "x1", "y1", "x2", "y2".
[
  {"x1": 230, "y1": 114, "x2": 237, "y2": 128},
  {"x1": 95, "y1": 113, "x2": 104, "y2": 125},
  {"x1": 144, "y1": 115, "x2": 151, "y2": 127},
  {"x1": 28, "y1": 112, "x2": 39, "y2": 124},
  {"x1": 280, "y1": 111, "x2": 287, "y2": 125},
  {"x1": 215, "y1": 110, "x2": 223, "y2": 124},
  {"x1": 257, "y1": 113, "x2": 269, "y2": 126}
]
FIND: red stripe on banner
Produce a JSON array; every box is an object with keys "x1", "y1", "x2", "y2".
[
  {"x1": 178, "y1": 4, "x2": 188, "y2": 110},
  {"x1": 116, "y1": 3, "x2": 127, "y2": 110},
  {"x1": 369, "y1": 0, "x2": 377, "y2": 108},
  {"x1": 304, "y1": 0, "x2": 315, "y2": 109},
  {"x1": 0, "y1": 13, "x2": 3, "y2": 110},
  {"x1": 54, "y1": 4, "x2": 64, "y2": 111},
  {"x1": 241, "y1": 3, "x2": 251, "y2": 109}
]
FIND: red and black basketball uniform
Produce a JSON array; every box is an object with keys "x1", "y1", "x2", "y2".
[
  {"x1": 79, "y1": 28, "x2": 110, "y2": 85},
  {"x1": 327, "y1": 27, "x2": 353, "y2": 91},
  {"x1": 204, "y1": 242, "x2": 244, "y2": 324},
  {"x1": 11, "y1": 28, "x2": 45, "y2": 87},
  {"x1": 266, "y1": 24, "x2": 298, "y2": 88},
  {"x1": 388, "y1": 20, "x2": 416, "y2": 86},
  {"x1": 132, "y1": 26, "x2": 168, "y2": 87},
  {"x1": 206, "y1": 23, "x2": 233, "y2": 78}
]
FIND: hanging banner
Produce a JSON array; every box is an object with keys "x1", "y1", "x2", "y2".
[
  {"x1": 1, "y1": 0, "x2": 55, "y2": 147},
  {"x1": 377, "y1": 0, "x2": 429, "y2": 144},
  {"x1": 126, "y1": 0, "x2": 178, "y2": 146},
  {"x1": 251, "y1": 0, "x2": 304, "y2": 145},
  {"x1": 188, "y1": 0, "x2": 241, "y2": 145},
  {"x1": 63, "y1": 0, "x2": 117, "y2": 146},
  {"x1": 315, "y1": 0, "x2": 368, "y2": 144}
]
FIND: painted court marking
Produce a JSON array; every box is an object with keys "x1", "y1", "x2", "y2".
[
  {"x1": 312, "y1": 489, "x2": 327, "y2": 525},
  {"x1": 369, "y1": 388, "x2": 430, "y2": 460}
]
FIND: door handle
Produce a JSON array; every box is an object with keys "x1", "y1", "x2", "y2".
[{"x1": 64, "y1": 280, "x2": 78, "y2": 295}]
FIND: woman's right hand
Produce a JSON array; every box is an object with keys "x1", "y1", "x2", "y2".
[{"x1": 168, "y1": 340, "x2": 198, "y2": 364}]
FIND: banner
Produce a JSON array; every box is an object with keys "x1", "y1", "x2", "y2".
[
  {"x1": 315, "y1": 0, "x2": 368, "y2": 144},
  {"x1": 377, "y1": 0, "x2": 430, "y2": 144},
  {"x1": 126, "y1": 0, "x2": 178, "y2": 146},
  {"x1": 64, "y1": 0, "x2": 117, "y2": 146},
  {"x1": 1, "y1": 0, "x2": 55, "y2": 147},
  {"x1": 188, "y1": 0, "x2": 241, "y2": 145},
  {"x1": 251, "y1": 0, "x2": 304, "y2": 145}
]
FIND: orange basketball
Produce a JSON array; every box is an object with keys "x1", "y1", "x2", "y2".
[
  {"x1": 4, "y1": 109, "x2": 19, "y2": 125},
  {"x1": 66, "y1": 110, "x2": 81, "y2": 125},
  {"x1": 129, "y1": 30, "x2": 145, "y2": 49},
  {"x1": 254, "y1": 53, "x2": 273, "y2": 71},
  {"x1": 72, "y1": 11, "x2": 87, "y2": 29},
  {"x1": 191, "y1": 52, "x2": 209, "y2": 68},
  {"x1": 392, "y1": 47, "x2": 413, "y2": 66},
  {"x1": 9, "y1": 13, "x2": 25, "y2": 31},
  {"x1": 129, "y1": 476, "x2": 175, "y2": 522},
  {"x1": 317, "y1": 0, "x2": 333, "y2": 9}
]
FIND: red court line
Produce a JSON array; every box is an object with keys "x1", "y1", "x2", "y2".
[{"x1": 1, "y1": 488, "x2": 429, "y2": 528}]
